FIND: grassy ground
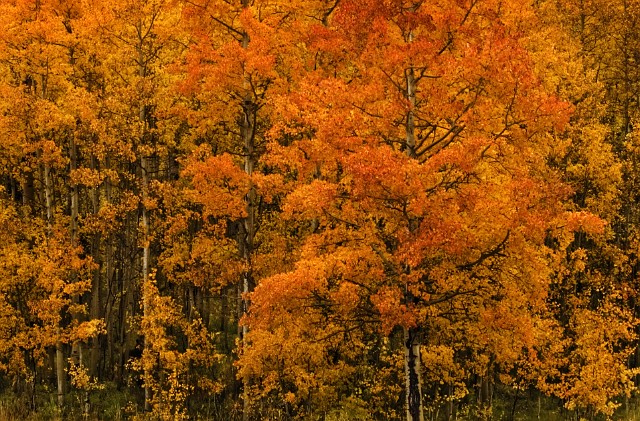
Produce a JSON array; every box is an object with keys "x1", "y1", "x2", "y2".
[
  {"x1": 0, "y1": 383, "x2": 134, "y2": 421},
  {"x1": 3, "y1": 388, "x2": 640, "y2": 420}
]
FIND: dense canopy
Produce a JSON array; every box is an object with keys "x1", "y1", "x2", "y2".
[{"x1": 0, "y1": 0, "x2": 639, "y2": 420}]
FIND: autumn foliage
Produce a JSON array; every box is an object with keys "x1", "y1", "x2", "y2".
[{"x1": 0, "y1": 0, "x2": 639, "y2": 420}]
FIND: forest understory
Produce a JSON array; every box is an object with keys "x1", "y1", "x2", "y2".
[{"x1": 4, "y1": 385, "x2": 640, "y2": 420}]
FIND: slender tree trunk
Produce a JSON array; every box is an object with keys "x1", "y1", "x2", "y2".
[
  {"x1": 137, "y1": 25, "x2": 153, "y2": 411},
  {"x1": 405, "y1": 63, "x2": 416, "y2": 158},
  {"x1": 34, "y1": 62, "x2": 66, "y2": 409},
  {"x1": 89, "y1": 155, "x2": 102, "y2": 379},
  {"x1": 403, "y1": 17, "x2": 423, "y2": 421},
  {"x1": 404, "y1": 327, "x2": 424, "y2": 421},
  {"x1": 116, "y1": 263, "x2": 127, "y2": 387},
  {"x1": 221, "y1": 286, "x2": 230, "y2": 353},
  {"x1": 446, "y1": 383, "x2": 453, "y2": 420},
  {"x1": 188, "y1": 285, "x2": 196, "y2": 319},
  {"x1": 141, "y1": 136, "x2": 152, "y2": 414},
  {"x1": 68, "y1": 135, "x2": 91, "y2": 418},
  {"x1": 44, "y1": 160, "x2": 65, "y2": 408},
  {"x1": 22, "y1": 172, "x2": 34, "y2": 207},
  {"x1": 239, "y1": 3, "x2": 256, "y2": 419},
  {"x1": 509, "y1": 388, "x2": 518, "y2": 421},
  {"x1": 69, "y1": 136, "x2": 82, "y2": 368},
  {"x1": 56, "y1": 333, "x2": 65, "y2": 408},
  {"x1": 104, "y1": 158, "x2": 118, "y2": 384}
]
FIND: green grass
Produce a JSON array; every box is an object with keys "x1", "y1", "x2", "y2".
[
  {"x1": 0, "y1": 383, "x2": 136, "y2": 421},
  {"x1": 4, "y1": 388, "x2": 640, "y2": 420}
]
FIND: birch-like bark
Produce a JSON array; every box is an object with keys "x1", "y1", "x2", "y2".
[
  {"x1": 137, "y1": 27, "x2": 152, "y2": 412},
  {"x1": 34, "y1": 63, "x2": 66, "y2": 410},
  {"x1": 69, "y1": 135, "x2": 81, "y2": 368},
  {"x1": 43, "y1": 159, "x2": 65, "y2": 408},
  {"x1": 89, "y1": 154, "x2": 102, "y2": 379},
  {"x1": 141, "y1": 154, "x2": 151, "y2": 412},
  {"x1": 239, "y1": 2, "x2": 256, "y2": 419},
  {"x1": 404, "y1": 326, "x2": 424, "y2": 421},
  {"x1": 403, "y1": 12, "x2": 424, "y2": 421}
]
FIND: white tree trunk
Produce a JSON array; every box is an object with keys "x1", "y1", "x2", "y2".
[
  {"x1": 404, "y1": 16, "x2": 424, "y2": 421},
  {"x1": 404, "y1": 327, "x2": 424, "y2": 421}
]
